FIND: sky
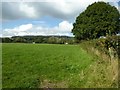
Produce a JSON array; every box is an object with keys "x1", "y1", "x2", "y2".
[{"x1": 1, "y1": 0, "x2": 120, "y2": 37}]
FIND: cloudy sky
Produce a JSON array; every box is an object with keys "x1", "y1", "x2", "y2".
[{"x1": 1, "y1": 0, "x2": 120, "y2": 37}]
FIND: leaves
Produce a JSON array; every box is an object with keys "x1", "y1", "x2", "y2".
[{"x1": 72, "y1": 2, "x2": 120, "y2": 40}]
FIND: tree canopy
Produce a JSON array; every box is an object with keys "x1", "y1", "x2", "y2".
[{"x1": 72, "y1": 2, "x2": 120, "y2": 40}]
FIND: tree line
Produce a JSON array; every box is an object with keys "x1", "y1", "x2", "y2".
[{"x1": 1, "y1": 35, "x2": 75, "y2": 44}]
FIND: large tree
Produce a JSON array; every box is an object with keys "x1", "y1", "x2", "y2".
[{"x1": 72, "y1": 2, "x2": 120, "y2": 40}]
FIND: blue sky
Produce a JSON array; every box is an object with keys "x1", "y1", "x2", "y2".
[
  {"x1": 2, "y1": 16, "x2": 65, "y2": 29},
  {"x1": 1, "y1": 0, "x2": 120, "y2": 37}
]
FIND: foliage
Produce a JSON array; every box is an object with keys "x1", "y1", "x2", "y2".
[
  {"x1": 2, "y1": 36, "x2": 75, "y2": 44},
  {"x1": 79, "y1": 40, "x2": 118, "y2": 88},
  {"x1": 79, "y1": 35, "x2": 120, "y2": 59},
  {"x1": 2, "y1": 38, "x2": 13, "y2": 43},
  {"x1": 96, "y1": 35, "x2": 120, "y2": 56},
  {"x1": 72, "y1": 2, "x2": 120, "y2": 40}
]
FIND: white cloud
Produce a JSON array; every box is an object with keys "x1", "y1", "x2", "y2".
[
  {"x1": 19, "y1": 3, "x2": 37, "y2": 18},
  {"x1": 3, "y1": 21, "x2": 73, "y2": 37},
  {"x1": 3, "y1": 24, "x2": 33, "y2": 36},
  {"x1": 18, "y1": 24, "x2": 33, "y2": 31},
  {"x1": 4, "y1": 24, "x2": 33, "y2": 33},
  {"x1": 58, "y1": 21, "x2": 73, "y2": 32},
  {"x1": 2, "y1": 0, "x2": 119, "y2": 21},
  {"x1": 2, "y1": 0, "x2": 119, "y2": 37}
]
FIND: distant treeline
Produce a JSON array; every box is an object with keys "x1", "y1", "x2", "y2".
[{"x1": 1, "y1": 35, "x2": 76, "y2": 44}]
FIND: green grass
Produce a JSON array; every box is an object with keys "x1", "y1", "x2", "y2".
[
  {"x1": 2, "y1": 43, "x2": 117, "y2": 88},
  {"x1": 2, "y1": 43, "x2": 97, "y2": 88},
  {"x1": 79, "y1": 41, "x2": 118, "y2": 88}
]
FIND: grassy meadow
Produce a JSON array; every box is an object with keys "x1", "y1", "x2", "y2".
[{"x1": 2, "y1": 43, "x2": 118, "y2": 88}]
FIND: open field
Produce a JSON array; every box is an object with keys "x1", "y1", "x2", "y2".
[{"x1": 2, "y1": 43, "x2": 118, "y2": 88}]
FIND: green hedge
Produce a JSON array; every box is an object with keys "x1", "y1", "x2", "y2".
[{"x1": 95, "y1": 35, "x2": 119, "y2": 57}]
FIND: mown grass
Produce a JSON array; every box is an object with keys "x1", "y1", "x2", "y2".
[{"x1": 2, "y1": 43, "x2": 97, "y2": 88}]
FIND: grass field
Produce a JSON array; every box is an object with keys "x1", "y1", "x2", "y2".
[{"x1": 2, "y1": 43, "x2": 118, "y2": 88}]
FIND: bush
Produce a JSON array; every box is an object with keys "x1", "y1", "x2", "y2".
[{"x1": 95, "y1": 35, "x2": 119, "y2": 56}]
